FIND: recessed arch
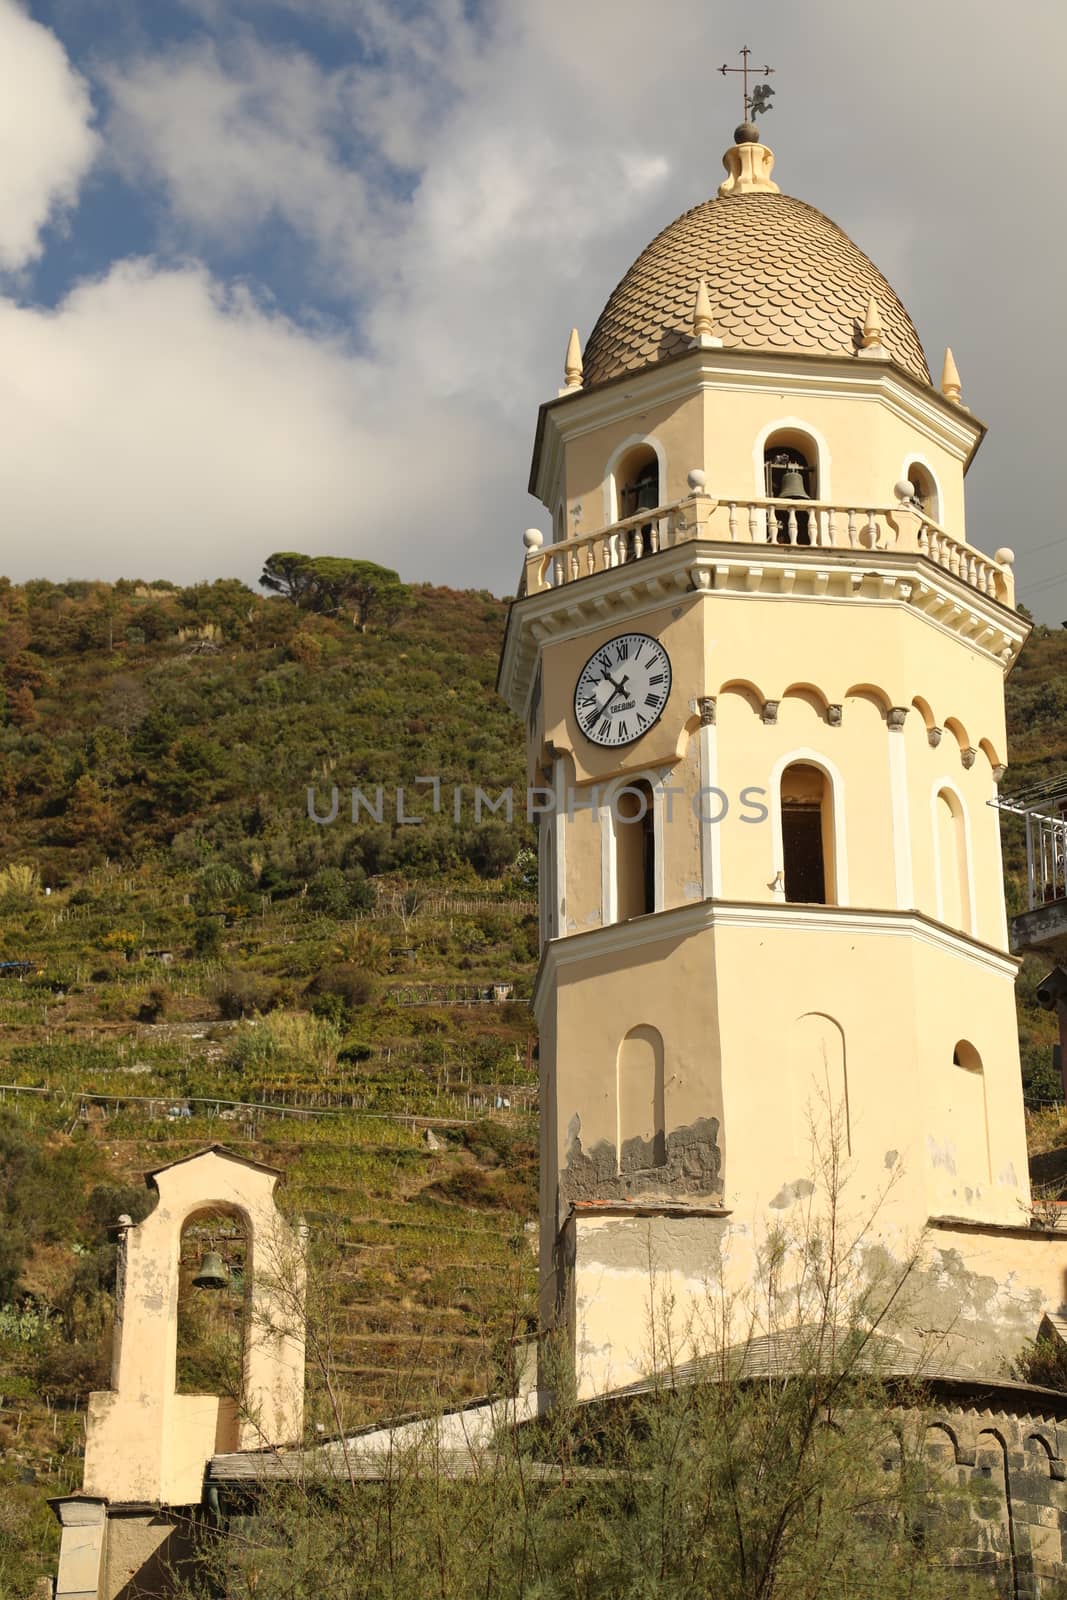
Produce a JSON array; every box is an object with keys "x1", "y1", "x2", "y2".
[
  {"x1": 769, "y1": 748, "x2": 848, "y2": 906},
  {"x1": 617, "y1": 1025, "x2": 666, "y2": 1174},
  {"x1": 900, "y1": 454, "x2": 943, "y2": 522},
  {"x1": 782, "y1": 682, "x2": 833, "y2": 718},
  {"x1": 604, "y1": 433, "x2": 667, "y2": 526},
  {"x1": 911, "y1": 695, "x2": 937, "y2": 732},
  {"x1": 791, "y1": 1011, "x2": 850, "y2": 1156},
  {"x1": 931, "y1": 780, "x2": 975, "y2": 934},
  {"x1": 717, "y1": 679, "x2": 766, "y2": 715},
  {"x1": 943, "y1": 715, "x2": 971, "y2": 756},
  {"x1": 978, "y1": 737, "x2": 1002, "y2": 772},
  {"x1": 845, "y1": 682, "x2": 892, "y2": 715}
]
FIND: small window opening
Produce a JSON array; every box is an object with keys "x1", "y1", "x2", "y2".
[
  {"x1": 618, "y1": 451, "x2": 660, "y2": 560},
  {"x1": 764, "y1": 443, "x2": 815, "y2": 545},
  {"x1": 953, "y1": 1040, "x2": 982, "y2": 1072},
  {"x1": 781, "y1": 763, "x2": 833, "y2": 905},
  {"x1": 905, "y1": 464, "x2": 936, "y2": 519},
  {"x1": 616, "y1": 781, "x2": 655, "y2": 920}
]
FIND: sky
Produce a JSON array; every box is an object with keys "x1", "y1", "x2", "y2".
[{"x1": 0, "y1": 0, "x2": 1065, "y2": 617}]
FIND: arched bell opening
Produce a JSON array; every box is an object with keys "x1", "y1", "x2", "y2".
[
  {"x1": 615, "y1": 779, "x2": 656, "y2": 920},
  {"x1": 902, "y1": 459, "x2": 941, "y2": 523},
  {"x1": 780, "y1": 762, "x2": 835, "y2": 905},
  {"x1": 764, "y1": 430, "x2": 818, "y2": 546},
  {"x1": 616, "y1": 444, "x2": 661, "y2": 561},
  {"x1": 176, "y1": 1205, "x2": 249, "y2": 1421}
]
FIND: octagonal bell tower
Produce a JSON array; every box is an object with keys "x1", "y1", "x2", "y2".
[{"x1": 498, "y1": 127, "x2": 1055, "y2": 1400}]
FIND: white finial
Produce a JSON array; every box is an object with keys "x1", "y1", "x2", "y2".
[
  {"x1": 523, "y1": 528, "x2": 544, "y2": 551},
  {"x1": 857, "y1": 295, "x2": 885, "y2": 357},
  {"x1": 689, "y1": 279, "x2": 722, "y2": 349},
  {"x1": 941, "y1": 347, "x2": 962, "y2": 404},
  {"x1": 561, "y1": 328, "x2": 583, "y2": 394}
]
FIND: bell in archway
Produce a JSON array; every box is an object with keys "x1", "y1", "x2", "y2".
[
  {"x1": 193, "y1": 1250, "x2": 229, "y2": 1290},
  {"x1": 779, "y1": 465, "x2": 810, "y2": 499}
]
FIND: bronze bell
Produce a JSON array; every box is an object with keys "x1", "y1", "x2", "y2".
[
  {"x1": 779, "y1": 466, "x2": 810, "y2": 499},
  {"x1": 193, "y1": 1250, "x2": 229, "y2": 1290}
]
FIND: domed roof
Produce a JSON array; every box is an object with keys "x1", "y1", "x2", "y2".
[{"x1": 581, "y1": 188, "x2": 931, "y2": 389}]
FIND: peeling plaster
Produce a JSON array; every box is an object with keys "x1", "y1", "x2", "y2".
[{"x1": 561, "y1": 1114, "x2": 722, "y2": 1205}]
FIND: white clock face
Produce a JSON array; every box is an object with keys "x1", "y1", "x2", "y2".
[{"x1": 574, "y1": 633, "x2": 672, "y2": 748}]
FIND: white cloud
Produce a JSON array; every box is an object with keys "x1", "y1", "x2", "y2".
[
  {"x1": 0, "y1": 0, "x2": 97, "y2": 271},
  {"x1": 2, "y1": 0, "x2": 1067, "y2": 609},
  {"x1": 0, "y1": 259, "x2": 508, "y2": 587}
]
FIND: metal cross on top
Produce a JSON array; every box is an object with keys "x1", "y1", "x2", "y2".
[{"x1": 719, "y1": 46, "x2": 775, "y2": 122}]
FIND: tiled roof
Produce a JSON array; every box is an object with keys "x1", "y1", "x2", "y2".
[{"x1": 582, "y1": 191, "x2": 931, "y2": 389}]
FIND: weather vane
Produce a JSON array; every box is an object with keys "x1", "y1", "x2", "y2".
[{"x1": 719, "y1": 46, "x2": 775, "y2": 124}]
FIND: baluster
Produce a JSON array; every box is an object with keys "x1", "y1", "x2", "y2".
[
  {"x1": 764, "y1": 507, "x2": 775, "y2": 544},
  {"x1": 649, "y1": 520, "x2": 660, "y2": 554},
  {"x1": 917, "y1": 522, "x2": 929, "y2": 557},
  {"x1": 586, "y1": 543, "x2": 596, "y2": 575},
  {"x1": 728, "y1": 502, "x2": 738, "y2": 541},
  {"x1": 570, "y1": 549, "x2": 579, "y2": 581},
  {"x1": 633, "y1": 527, "x2": 645, "y2": 559},
  {"x1": 814, "y1": 507, "x2": 827, "y2": 547},
  {"x1": 950, "y1": 545, "x2": 961, "y2": 577},
  {"x1": 785, "y1": 507, "x2": 797, "y2": 545},
  {"x1": 827, "y1": 508, "x2": 838, "y2": 548},
  {"x1": 749, "y1": 504, "x2": 760, "y2": 543},
  {"x1": 867, "y1": 511, "x2": 879, "y2": 549},
  {"x1": 847, "y1": 509, "x2": 858, "y2": 549},
  {"x1": 929, "y1": 531, "x2": 940, "y2": 567}
]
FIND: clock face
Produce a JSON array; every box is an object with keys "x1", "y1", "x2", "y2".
[{"x1": 574, "y1": 633, "x2": 672, "y2": 748}]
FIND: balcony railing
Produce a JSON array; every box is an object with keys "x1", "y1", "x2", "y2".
[{"x1": 520, "y1": 492, "x2": 1014, "y2": 607}]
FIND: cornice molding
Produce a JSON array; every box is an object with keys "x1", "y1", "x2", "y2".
[
  {"x1": 529, "y1": 347, "x2": 985, "y2": 503},
  {"x1": 532, "y1": 897, "x2": 1017, "y2": 1022},
  {"x1": 498, "y1": 541, "x2": 1027, "y2": 718}
]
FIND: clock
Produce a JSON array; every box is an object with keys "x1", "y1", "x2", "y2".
[{"x1": 574, "y1": 633, "x2": 672, "y2": 748}]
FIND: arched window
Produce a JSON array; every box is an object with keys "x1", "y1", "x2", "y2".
[
  {"x1": 953, "y1": 1040, "x2": 982, "y2": 1072},
  {"x1": 780, "y1": 762, "x2": 834, "y2": 904},
  {"x1": 615, "y1": 780, "x2": 655, "y2": 920},
  {"x1": 617, "y1": 446, "x2": 660, "y2": 561},
  {"x1": 764, "y1": 431, "x2": 818, "y2": 546},
  {"x1": 617, "y1": 1025, "x2": 666, "y2": 1173},
  {"x1": 903, "y1": 461, "x2": 939, "y2": 522},
  {"x1": 935, "y1": 787, "x2": 970, "y2": 930}
]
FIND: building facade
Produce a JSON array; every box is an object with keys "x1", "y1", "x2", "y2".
[{"x1": 498, "y1": 123, "x2": 1067, "y2": 1401}]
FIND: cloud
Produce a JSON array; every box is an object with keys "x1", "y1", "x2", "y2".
[
  {"x1": 0, "y1": 258, "x2": 510, "y2": 587},
  {"x1": 4, "y1": 0, "x2": 1067, "y2": 610},
  {"x1": 0, "y1": 0, "x2": 98, "y2": 272}
]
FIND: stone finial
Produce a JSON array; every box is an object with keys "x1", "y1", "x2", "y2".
[
  {"x1": 687, "y1": 468, "x2": 708, "y2": 493},
  {"x1": 690, "y1": 279, "x2": 723, "y2": 349},
  {"x1": 718, "y1": 137, "x2": 780, "y2": 197},
  {"x1": 857, "y1": 295, "x2": 886, "y2": 357},
  {"x1": 561, "y1": 328, "x2": 583, "y2": 395},
  {"x1": 523, "y1": 528, "x2": 544, "y2": 551},
  {"x1": 941, "y1": 347, "x2": 962, "y2": 404}
]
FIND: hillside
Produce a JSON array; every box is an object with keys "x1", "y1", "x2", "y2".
[{"x1": 1, "y1": 579, "x2": 1067, "y2": 1594}]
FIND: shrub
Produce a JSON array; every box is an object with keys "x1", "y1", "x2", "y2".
[
  {"x1": 213, "y1": 970, "x2": 280, "y2": 1019},
  {"x1": 193, "y1": 916, "x2": 224, "y2": 958},
  {"x1": 305, "y1": 962, "x2": 376, "y2": 1018},
  {"x1": 137, "y1": 983, "x2": 171, "y2": 1023}
]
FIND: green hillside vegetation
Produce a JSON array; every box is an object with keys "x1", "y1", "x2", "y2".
[{"x1": 1, "y1": 578, "x2": 1067, "y2": 1594}]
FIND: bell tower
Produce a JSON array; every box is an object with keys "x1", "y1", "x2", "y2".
[{"x1": 499, "y1": 126, "x2": 1052, "y2": 1399}]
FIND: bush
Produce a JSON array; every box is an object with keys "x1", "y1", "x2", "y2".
[
  {"x1": 307, "y1": 866, "x2": 374, "y2": 918},
  {"x1": 305, "y1": 962, "x2": 376, "y2": 1019},
  {"x1": 193, "y1": 916, "x2": 224, "y2": 958},
  {"x1": 213, "y1": 970, "x2": 280, "y2": 1019},
  {"x1": 136, "y1": 983, "x2": 171, "y2": 1023}
]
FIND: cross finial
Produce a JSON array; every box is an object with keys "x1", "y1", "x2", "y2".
[{"x1": 718, "y1": 46, "x2": 775, "y2": 127}]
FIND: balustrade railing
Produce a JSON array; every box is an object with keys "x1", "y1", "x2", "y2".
[
  {"x1": 1025, "y1": 811, "x2": 1067, "y2": 909},
  {"x1": 520, "y1": 492, "x2": 1013, "y2": 607}
]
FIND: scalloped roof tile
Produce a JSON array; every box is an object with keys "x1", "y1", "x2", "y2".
[{"x1": 582, "y1": 191, "x2": 931, "y2": 389}]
